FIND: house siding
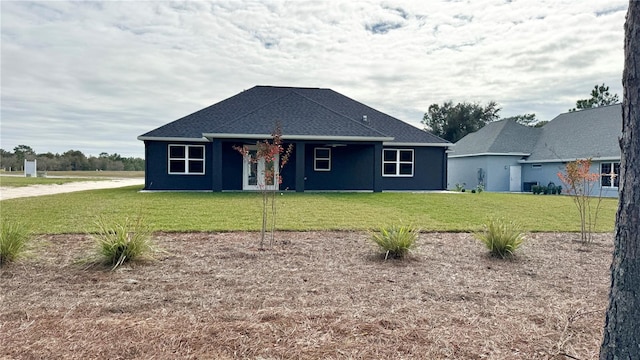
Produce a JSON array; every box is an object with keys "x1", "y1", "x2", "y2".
[
  {"x1": 382, "y1": 146, "x2": 447, "y2": 191},
  {"x1": 448, "y1": 155, "x2": 523, "y2": 192},
  {"x1": 522, "y1": 161, "x2": 619, "y2": 197},
  {"x1": 143, "y1": 141, "x2": 213, "y2": 191},
  {"x1": 143, "y1": 140, "x2": 448, "y2": 192},
  {"x1": 219, "y1": 140, "x2": 297, "y2": 191},
  {"x1": 304, "y1": 143, "x2": 375, "y2": 191}
]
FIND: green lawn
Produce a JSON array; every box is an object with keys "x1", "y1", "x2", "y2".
[
  {"x1": 0, "y1": 175, "x2": 110, "y2": 187},
  {"x1": 0, "y1": 171, "x2": 144, "y2": 186},
  {"x1": 0, "y1": 187, "x2": 618, "y2": 234}
]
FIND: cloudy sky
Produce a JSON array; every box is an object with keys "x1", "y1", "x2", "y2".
[{"x1": 1, "y1": 0, "x2": 628, "y2": 158}]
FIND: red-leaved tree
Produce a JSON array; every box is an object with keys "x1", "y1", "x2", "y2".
[
  {"x1": 234, "y1": 123, "x2": 293, "y2": 248},
  {"x1": 557, "y1": 158, "x2": 604, "y2": 242}
]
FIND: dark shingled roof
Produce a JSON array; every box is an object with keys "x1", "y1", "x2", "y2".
[
  {"x1": 450, "y1": 104, "x2": 622, "y2": 161},
  {"x1": 139, "y1": 86, "x2": 450, "y2": 145}
]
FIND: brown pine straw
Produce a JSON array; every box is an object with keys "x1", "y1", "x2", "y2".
[{"x1": 1, "y1": 231, "x2": 612, "y2": 359}]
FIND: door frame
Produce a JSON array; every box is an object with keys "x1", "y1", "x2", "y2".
[
  {"x1": 509, "y1": 165, "x2": 522, "y2": 192},
  {"x1": 242, "y1": 146, "x2": 279, "y2": 191}
]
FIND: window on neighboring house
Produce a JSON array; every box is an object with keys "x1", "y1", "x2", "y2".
[
  {"x1": 314, "y1": 147, "x2": 331, "y2": 171},
  {"x1": 600, "y1": 162, "x2": 620, "y2": 187},
  {"x1": 382, "y1": 149, "x2": 414, "y2": 177},
  {"x1": 168, "y1": 144, "x2": 205, "y2": 175}
]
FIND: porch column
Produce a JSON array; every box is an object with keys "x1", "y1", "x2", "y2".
[
  {"x1": 211, "y1": 139, "x2": 222, "y2": 192},
  {"x1": 295, "y1": 142, "x2": 305, "y2": 192},
  {"x1": 442, "y1": 149, "x2": 448, "y2": 190},
  {"x1": 373, "y1": 143, "x2": 383, "y2": 192}
]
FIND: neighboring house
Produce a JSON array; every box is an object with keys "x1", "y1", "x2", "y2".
[
  {"x1": 138, "y1": 86, "x2": 451, "y2": 192},
  {"x1": 448, "y1": 104, "x2": 621, "y2": 197}
]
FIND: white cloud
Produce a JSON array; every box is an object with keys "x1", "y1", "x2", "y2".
[{"x1": 0, "y1": 0, "x2": 627, "y2": 157}]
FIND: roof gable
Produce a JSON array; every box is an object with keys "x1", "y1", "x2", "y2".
[{"x1": 139, "y1": 86, "x2": 450, "y2": 145}]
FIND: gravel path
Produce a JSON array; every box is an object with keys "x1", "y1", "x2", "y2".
[{"x1": 0, "y1": 178, "x2": 144, "y2": 201}]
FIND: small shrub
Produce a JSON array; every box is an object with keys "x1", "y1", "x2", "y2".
[
  {"x1": 476, "y1": 184, "x2": 484, "y2": 193},
  {"x1": 370, "y1": 224, "x2": 419, "y2": 260},
  {"x1": 89, "y1": 216, "x2": 157, "y2": 270},
  {"x1": 471, "y1": 189, "x2": 476, "y2": 193},
  {"x1": 454, "y1": 183, "x2": 466, "y2": 192},
  {"x1": 0, "y1": 221, "x2": 32, "y2": 266},
  {"x1": 461, "y1": 188, "x2": 466, "y2": 193},
  {"x1": 474, "y1": 218, "x2": 525, "y2": 258}
]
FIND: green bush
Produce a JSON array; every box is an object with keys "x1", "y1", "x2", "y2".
[
  {"x1": 0, "y1": 221, "x2": 32, "y2": 266},
  {"x1": 370, "y1": 224, "x2": 419, "y2": 260},
  {"x1": 474, "y1": 218, "x2": 525, "y2": 258},
  {"x1": 89, "y1": 216, "x2": 157, "y2": 270}
]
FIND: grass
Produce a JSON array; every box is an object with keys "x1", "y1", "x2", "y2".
[
  {"x1": 0, "y1": 175, "x2": 109, "y2": 187},
  {"x1": 0, "y1": 170, "x2": 144, "y2": 178},
  {"x1": 474, "y1": 218, "x2": 525, "y2": 258},
  {"x1": 0, "y1": 187, "x2": 618, "y2": 234},
  {"x1": 370, "y1": 224, "x2": 418, "y2": 259},
  {"x1": 0, "y1": 171, "x2": 144, "y2": 187},
  {"x1": 87, "y1": 216, "x2": 157, "y2": 270},
  {"x1": 0, "y1": 221, "x2": 32, "y2": 265}
]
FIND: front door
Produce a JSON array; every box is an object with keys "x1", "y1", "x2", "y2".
[
  {"x1": 509, "y1": 165, "x2": 522, "y2": 192},
  {"x1": 242, "y1": 148, "x2": 279, "y2": 191}
]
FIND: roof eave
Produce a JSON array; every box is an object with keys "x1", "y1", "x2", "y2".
[
  {"x1": 448, "y1": 152, "x2": 530, "y2": 158},
  {"x1": 383, "y1": 142, "x2": 453, "y2": 147},
  {"x1": 519, "y1": 156, "x2": 621, "y2": 163},
  {"x1": 138, "y1": 136, "x2": 210, "y2": 142},
  {"x1": 202, "y1": 133, "x2": 394, "y2": 142}
]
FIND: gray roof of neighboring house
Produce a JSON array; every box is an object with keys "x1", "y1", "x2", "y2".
[
  {"x1": 449, "y1": 119, "x2": 540, "y2": 156},
  {"x1": 139, "y1": 86, "x2": 450, "y2": 145},
  {"x1": 526, "y1": 104, "x2": 621, "y2": 161},
  {"x1": 449, "y1": 104, "x2": 622, "y2": 161}
]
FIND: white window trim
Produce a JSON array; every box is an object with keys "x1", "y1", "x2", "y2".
[
  {"x1": 600, "y1": 161, "x2": 620, "y2": 188},
  {"x1": 382, "y1": 148, "x2": 414, "y2": 177},
  {"x1": 168, "y1": 144, "x2": 205, "y2": 175},
  {"x1": 314, "y1": 147, "x2": 331, "y2": 171}
]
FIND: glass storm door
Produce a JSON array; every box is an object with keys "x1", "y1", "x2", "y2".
[{"x1": 242, "y1": 148, "x2": 279, "y2": 190}]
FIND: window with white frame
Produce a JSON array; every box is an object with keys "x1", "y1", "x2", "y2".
[
  {"x1": 168, "y1": 144, "x2": 205, "y2": 175},
  {"x1": 600, "y1": 162, "x2": 620, "y2": 187},
  {"x1": 382, "y1": 149, "x2": 414, "y2": 177},
  {"x1": 314, "y1": 147, "x2": 331, "y2": 171}
]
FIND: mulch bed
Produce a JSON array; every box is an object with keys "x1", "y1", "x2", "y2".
[{"x1": 1, "y1": 231, "x2": 613, "y2": 359}]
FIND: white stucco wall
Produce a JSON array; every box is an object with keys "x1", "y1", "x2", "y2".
[
  {"x1": 450, "y1": 156, "x2": 620, "y2": 197},
  {"x1": 448, "y1": 155, "x2": 523, "y2": 192}
]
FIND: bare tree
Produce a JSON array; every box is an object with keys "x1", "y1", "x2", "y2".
[{"x1": 599, "y1": 2, "x2": 640, "y2": 359}]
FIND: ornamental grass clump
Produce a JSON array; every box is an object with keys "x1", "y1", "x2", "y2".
[
  {"x1": 90, "y1": 216, "x2": 156, "y2": 271},
  {"x1": 0, "y1": 221, "x2": 32, "y2": 266},
  {"x1": 474, "y1": 218, "x2": 525, "y2": 258},
  {"x1": 370, "y1": 224, "x2": 419, "y2": 260}
]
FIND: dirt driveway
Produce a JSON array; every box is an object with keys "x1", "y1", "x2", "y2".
[{"x1": 0, "y1": 178, "x2": 144, "y2": 201}]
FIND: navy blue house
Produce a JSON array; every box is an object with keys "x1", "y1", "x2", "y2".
[{"x1": 138, "y1": 86, "x2": 451, "y2": 192}]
